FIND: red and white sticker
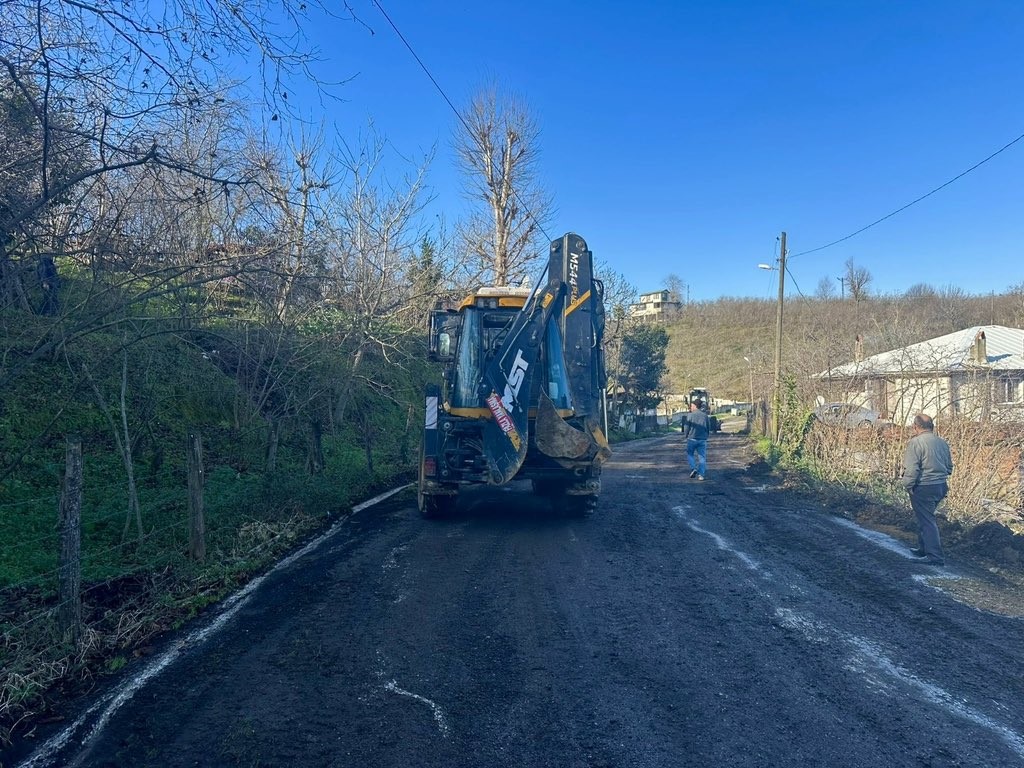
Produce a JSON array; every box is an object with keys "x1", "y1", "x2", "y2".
[{"x1": 486, "y1": 392, "x2": 522, "y2": 450}]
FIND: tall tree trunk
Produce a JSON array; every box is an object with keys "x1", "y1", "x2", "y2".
[
  {"x1": 334, "y1": 345, "x2": 365, "y2": 424},
  {"x1": 306, "y1": 419, "x2": 324, "y2": 475},
  {"x1": 118, "y1": 350, "x2": 143, "y2": 543},
  {"x1": 266, "y1": 418, "x2": 281, "y2": 473},
  {"x1": 84, "y1": 351, "x2": 142, "y2": 545}
]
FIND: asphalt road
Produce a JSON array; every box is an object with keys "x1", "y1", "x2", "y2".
[{"x1": 13, "y1": 433, "x2": 1024, "y2": 767}]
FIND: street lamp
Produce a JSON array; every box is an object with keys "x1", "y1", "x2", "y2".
[{"x1": 757, "y1": 233, "x2": 786, "y2": 442}]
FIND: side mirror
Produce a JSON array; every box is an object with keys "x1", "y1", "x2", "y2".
[{"x1": 428, "y1": 310, "x2": 457, "y2": 362}]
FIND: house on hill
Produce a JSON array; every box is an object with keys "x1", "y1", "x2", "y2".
[
  {"x1": 816, "y1": 325, "x2": 1024, "y2": 426},
  {"x1": 629, "y1": 289, "x2": 681, "y2": 321}
]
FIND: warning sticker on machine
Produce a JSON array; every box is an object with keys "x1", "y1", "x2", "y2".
[{"x1": 486, "y1": 392, "x2": 522, "y2": 451}]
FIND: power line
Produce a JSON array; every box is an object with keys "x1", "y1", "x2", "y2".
[
  {"x1": 790, "y1": 129, "x2": 1024, "y2": 259},
  {"x1": 369, "y1": 0, "x2": 553, "y2": 245},
  {"x1": 785, "y1": 264, "x2": 815, "y2": 310}
]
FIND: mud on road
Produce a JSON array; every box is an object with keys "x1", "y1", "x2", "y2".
[{"x1": 10, "y1": 433, "x2": 1024, "y2": 767}]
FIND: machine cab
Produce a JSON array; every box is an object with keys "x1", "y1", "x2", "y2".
[{"x1": 429, "y1": 288, "x2": 574, "y2": 413}]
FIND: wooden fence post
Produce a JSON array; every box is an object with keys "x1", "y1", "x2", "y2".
[
  {"x1": 187, "y1": 430, "x2": 206, "y2": 563},
  {"x1": 57, "y1": 436, "x2": 83, "y2": 644}
]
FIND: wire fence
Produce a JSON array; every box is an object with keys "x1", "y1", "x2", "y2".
[
  {"x1": 0, "y1": 433, "x2": 211, "y2": 644},
  {"x1": 0, "y1": 408, "x2": 413, "y2": 749}
]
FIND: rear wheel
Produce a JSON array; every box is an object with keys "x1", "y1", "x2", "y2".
[
  {"x1": 418, "y1": 490, "x2": 455, "y2": 519},
  {"x1": 565, "y1": 493, "x2": 598, "y2": 517},
  {"x1": 417, "y1": 446, "x2": 455, "y2": 519}
]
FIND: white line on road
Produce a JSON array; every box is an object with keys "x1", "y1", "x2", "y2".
[
  {"x1": 353, "y1": 483, "x2": 413, "y2": 513},
  {"x1": 672, "y1": 506, "x2": 762, "y2": 572},
  {"x1": 776, "y1": 607, "x2": 1024, "y2": 759},
  {"x1": 832, "y1": 518, "x2": 948, "y2": 564},
  {"x1": 384, "y1": 680, "x2": 451, "y2": 737},
  {"x1": 671, "y1": 504, "x2": 1024, "y2": 760}
]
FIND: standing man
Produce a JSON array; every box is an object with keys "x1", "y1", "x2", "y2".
[
  {"x1": 684, "y1": 400, "x2": 711, "y2": 481},
  {"x1": 901, "y1": 413, "x2": 953, "y2": 565}
]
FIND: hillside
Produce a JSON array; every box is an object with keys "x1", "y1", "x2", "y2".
[
  {"x1": 0, "y1": 265, "x2": 430, "y2": 747},
  {"x1": 661, "y1": 288, "x2": 1024, "y2": 403}
]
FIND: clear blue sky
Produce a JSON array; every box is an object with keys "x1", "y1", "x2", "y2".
[{"x1": 292, "y1": 0, "x2": 1024, "y2": 302}]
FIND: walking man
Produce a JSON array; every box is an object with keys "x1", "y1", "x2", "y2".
[
  {"x1": 684, "y1": 400, "x2": 712, "y2": 481},
  {"x1": 901, "y1": 413, "x2": 953, "y2": 565}
]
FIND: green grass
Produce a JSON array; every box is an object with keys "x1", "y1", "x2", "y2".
[{"x1": 1, "y1": 276, "x2": 427, "y2": 742}]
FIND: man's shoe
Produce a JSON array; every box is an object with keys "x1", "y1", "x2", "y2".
[
  {"x1": 909, "y1": 548, "x2": 928, "y2": 558},
  {"x1": 925, "y1": 557, "x2": 945, "y2": 566},
  {"x1": 697, "y1": 475, "x2": 705, "y2": 481},
  {"x1": 689, "y1": 470, "x2": 698, "y2": 478}
]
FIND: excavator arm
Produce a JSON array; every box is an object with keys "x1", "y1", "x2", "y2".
[
  {"x1": 477, "y1": 232, "x2": 611, "y2": 484},
  {"x1": 478, "y1": 271, "x2": 566, "y2": 484}
]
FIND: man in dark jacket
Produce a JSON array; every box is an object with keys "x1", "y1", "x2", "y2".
[
  {"x1": 901, "y1": 413, "x2": 953, "y2": 565},
  {"x1": 684, "y1": 401, "x2": 713, "y2": 480}
]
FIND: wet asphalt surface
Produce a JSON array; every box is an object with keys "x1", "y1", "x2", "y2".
[{"x1": 10, "y1": 433, "x2": 1024, "y2": 767}]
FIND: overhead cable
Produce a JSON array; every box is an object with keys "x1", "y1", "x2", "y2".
[
  {"x1": 370, "y1": 0, "x2": 552, "y2": 243},
  {"x1": 790, "y1": 129, "x2": 1024, "y2": 259}
]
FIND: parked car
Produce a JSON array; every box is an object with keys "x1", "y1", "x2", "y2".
[{"x1": 812, "y1": 402, "x2": 880, "y2": 428}]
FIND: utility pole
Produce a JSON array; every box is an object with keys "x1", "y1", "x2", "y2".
[
  {"x1": 837, "y1": 275, "x2": 845, "y2": 300},
  {"x1": 772, "y1": 232, "x2": 786, "y2": 443},
  {"x1": 743, "y1": 356, "x2": 755, "y2": 408}
]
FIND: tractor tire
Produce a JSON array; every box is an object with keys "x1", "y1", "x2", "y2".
[
  {"x1": 418, "y1": 491, "x2": 454, "y2": 519},
  {"x1": 565, "y1": 493, "x2": 598, "y2": 517},
  {"x1": 417, "y1": 445, "x2": 455, "y2": 519}
]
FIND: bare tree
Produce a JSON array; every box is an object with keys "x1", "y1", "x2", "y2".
[
  {"x1": 454, "y1": 84, "x2": 552, "y2": 286},
  {"x1": 244, "y1": 127, "x2": 335, "y2": 322},
  {"x1": 596, "y1": 262, "x2": 638, "y2": 423},
  {"x1": 843, "y1": 258, "x2": 872, "y2": 301},
  {"x1": 904, "y1": 282, "x2": 937, "y2": 300},
  {"x1": 664, "y1": 273, "x2": 686, "y2": 317},
  {"x1": 320, "y1": 128, "x2": 435, "y2": 423},
  {"x1": 937, "y1": 284, "x2": 969, "y2": 332},
  {"x1": 0, "y1": 0, "x2": 336, "y2": 305},
  {"x1": 815, "y1": 276, "x2": 836, "y2": 300}
]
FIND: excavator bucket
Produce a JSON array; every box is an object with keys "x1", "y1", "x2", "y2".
[{"x1": 535, "y1": 391, "x2": 593, "y2": 459}]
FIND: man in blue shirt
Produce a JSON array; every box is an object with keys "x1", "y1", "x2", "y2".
[{"x1": 684, "y1": 401, "x2": 712, "y2": 480}]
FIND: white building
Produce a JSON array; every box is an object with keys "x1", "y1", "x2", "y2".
[
  {"x1": 817, "y1": 325, "x2": 1024, "y2": 426},
  {"x1": 629, "y1": 289, "x2": 681, "y2": 320}
]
